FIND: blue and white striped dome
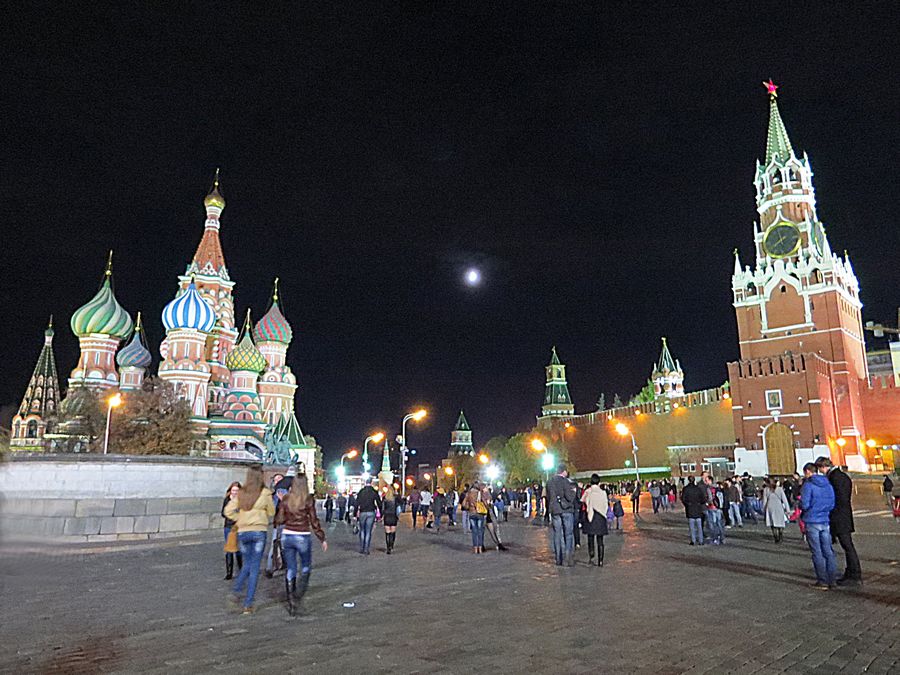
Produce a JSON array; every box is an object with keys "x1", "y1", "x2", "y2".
[{"x1": 161, "y1": 282, "x2": 216, "y2": 333}]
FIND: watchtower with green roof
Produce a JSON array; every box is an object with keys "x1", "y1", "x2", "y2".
[
  {"x1": 450, "y1": 410, "x2": 474, "y2": 456},
  {"x1": 541, "y1": 347, "x2": 574, "y2": 417}
]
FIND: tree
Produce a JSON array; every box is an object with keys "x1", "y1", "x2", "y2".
[
  {"x1": 612, "y1": 393, "x2": 623, "y2": 409},
  {"x1": 596, "y1": 393, "x2": 606, "y2": 412},
  {"x1": 106, "y1": 378, "x2": 200, "y2": 455},
  {"x1": 629, "y1": 379, "x2": 656, "y2": 405}
]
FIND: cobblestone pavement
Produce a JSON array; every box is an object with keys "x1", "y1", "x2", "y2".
[{"x1": 1, "y1": 491, "x2": 897, "y2": 674}]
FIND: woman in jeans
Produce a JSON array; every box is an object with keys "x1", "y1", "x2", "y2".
[
  {"x1": 274, "y1": 473, "x2": 326, "y2": 616},
  {"x1": 224, "y1": 466, "x2": 275, "y2": 614},
  {"x1": 221, "y1": 481, "x2": 242, "y2": 580},
  {"x1": 464, "y1": 481, "x2": 491, "y2": 553}
]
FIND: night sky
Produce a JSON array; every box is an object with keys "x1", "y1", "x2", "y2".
[{"x1": 2, "y1": 4, "x2": 897, "y2": 467}]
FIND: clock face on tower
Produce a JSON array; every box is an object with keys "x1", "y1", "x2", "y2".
[{"x1": 763, "y1": 221, "x2": 801, "y2": 258}]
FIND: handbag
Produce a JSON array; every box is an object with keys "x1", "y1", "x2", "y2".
[
  {"x1": 224, "y1": 527, "x2": 239, "y2": 553},
  {"x1": 475, "y1": 497, "x2": 488, "y2": 515}
]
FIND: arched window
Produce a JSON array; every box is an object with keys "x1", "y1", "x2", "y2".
[{"x1": 26, "y1": 420, "x2": 38, "y2": 438}]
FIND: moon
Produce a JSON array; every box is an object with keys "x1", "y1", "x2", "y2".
[{"x1": 464, "y1": 268, "x2": 482, "y2": 286}]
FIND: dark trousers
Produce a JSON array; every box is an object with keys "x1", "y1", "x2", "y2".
[
  {"x1": 411, "y1": 505, "x2": 419, "y2": 527},
  {"x1": 834, "y1": 531, "x2": 862, "y2": 580},
  {"x1": 587, "y1": 534, "x2": 605, "y2": 562}
]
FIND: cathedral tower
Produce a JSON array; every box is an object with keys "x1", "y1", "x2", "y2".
[
  {"x1": 11, "y1": 317, "x2": 60, "y2": 449},
  {"x1": 69, "y1": 252, "x2": 134, "y2": 390},
  {"x1": 728, "y1": 82, "x2": 868, "y2": 472},
  {"x1": 541, "y1": 347, "x2": 574, "y2": 417},
  {"x1": 254, "y1": 278, "x2": 298, "y2": 425},
  {"x1": 116, "y1": 311, "x2": 152, "y2": 391},
  {"x1": 158, "y1": 280, "x2": 216, "y2": 426}
]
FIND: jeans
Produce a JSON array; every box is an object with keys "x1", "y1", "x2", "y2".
[
  {"x1": 282, "y1": 533, "x2": 312, "y2": 581},
  {"x1": 833, "y1": 531, "x2": 862, "y2": 580},
  {"x1": 705, "y1": 509, "x2": 725, "y2": 543},
  {"x1": 742, "y1": 497, "x2": 758, "y2": 523},
  {"x1": 469, "y1": 514, "x2": 486, "y2": 547},
  {"x1": 652, "y1": 496, "x2": 661, "y2": 513},
  {"x1": 410, "y1": 504, "x2": 419, "y2": 527},
  {"x1": 728, "y1": 502, "x2": 743, "y2": 527},
  {"x1": 551, "y1": 512, "x2": 575, "y2": 564},
  {"x1": 806, "y1": 522, "x2": 838, "y2": 584},
  {"x1": 688, "y1": 518, "x2": 704, "y2": 545},
  {"x1": 358, "y1": 511, "x2": 376, "y2": 553},
  {"x1": 232, "y1": 531, "x2": 266, "y2": 608},
  {"x1": 266, "y1": 525, "x2": 283, "y2": 571},
  {"x1": 461, "y1": 510, "x2": 470, "y2": 531},
  {"x1": 447, "y1": 506, "x2": 457, "y2": 525}
]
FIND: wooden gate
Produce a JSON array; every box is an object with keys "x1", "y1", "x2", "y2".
[{"x1": 765, "y1": 423, "x2": 795, "y2": 475}]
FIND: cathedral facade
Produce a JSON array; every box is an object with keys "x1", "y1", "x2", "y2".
[{"x1": 11, "y1": 175, "x2": 319, "y2": 477}]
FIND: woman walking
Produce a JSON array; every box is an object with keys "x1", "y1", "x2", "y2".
[
  {"x1": 382, "y1": 485, "x2": 399, "y2": 553},
  {"x1": 464, "y1": 481, "x2": 490, "y2": 553},
  {"x1": 582, "y1": 475, "x2": 609, "y2": 566},
  {"x1": 221, "y1": 481, "x2": 242, "y2": 580},
  {"x1": 225, "y1": 466, "x2": 275, "y2": 614},
  {"x1": 274, "y1": 473, "x2": 326, "y2": 616},
  {"x1": 764, "y1": 478, "x2": 790, "y2": 543}
]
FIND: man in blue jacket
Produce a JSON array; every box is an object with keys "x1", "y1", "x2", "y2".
[{"x1": 800, "y1": 462, "x2": 838, "y2": 589}]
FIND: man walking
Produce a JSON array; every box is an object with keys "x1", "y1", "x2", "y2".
[
  {"x1": 801, "y1": 462, "x2": 838, "y2": 589},
  {"x1": 432, "y1": 488, "x2": 446, "y2": 533},
  {"x1": 681, "y1": 476, "x2": 706, "y2": 545},
  {"x1": 354, "y1": 478, "x2": 382, "y2": 555},
  {"x1": 420, "y1": 487, "x2": 433, "y2": 528},
  {"x1": 817, "y1": 457, "x2": 862, "y2": 586},
  {"x1": 336, "y1": 492, "x2": 347, "y2": 522},
  {"x1": 408, "y1": 488, "x2": 421, "y2": 528},
  {"x1": 740, "y1": 474, "x2": 759, "y2": 524},
  {"x1": 725, "y1": 479, "x2": 742, "y2": 528},
  {"x1": 546, "y1": 463, "x2": 577, "y2": 566},
  {"x1": 324, "y1": 493, "x2": 334, "y2": 523}
]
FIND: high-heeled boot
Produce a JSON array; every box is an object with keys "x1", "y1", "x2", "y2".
[
  {"x1": 284, "y1": 576, "x2": 296, "y2": 616},
  {"x1": 597, "y1": 541, "x2": 604, "y2": 566},
  {"x1": 385, "y1": 532, "x2": 392, "y2": 554},
  {"x1": 224, "y1": 553, "x2": 234, "y2": 580},
  {"x1": 389, "y1": 532, "x2": 396, "y2": 552}
]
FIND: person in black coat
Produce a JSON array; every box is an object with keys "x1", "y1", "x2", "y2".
[
  {"x1": 681, "y1": 476, "x2": 707, "y2": 546},
  {"x1": 816, "y1": 457, "x2": 861, "y2": 585}
]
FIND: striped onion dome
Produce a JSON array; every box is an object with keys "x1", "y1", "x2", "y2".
[
  {"x1": 162, "y1": 282, "x2": 216, "y2": 333},
  {"x1": 116, "y1": 312, "x2": 152, "y2": 368},
  {"x1": 225, "y1": 330, "x2": 267, "y2": 373},
  {"x1": 70, "y1": 258, "x2": 133, "y2": 339},
  {"x1": 253, "y1": 280, "x2": 292, "y2": 344}
]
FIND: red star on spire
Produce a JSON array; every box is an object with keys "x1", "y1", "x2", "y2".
[{"x1": 763, "y1": 79, "x2": 779, "y2": 98}]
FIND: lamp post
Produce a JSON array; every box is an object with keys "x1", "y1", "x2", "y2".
[
  {"x1": 444, "y1": 465, "x2": 457, "y2": 490},
  {"x1": 363, "y1": 433, "x2": 384, "y2": 478},
  {"x1": 400, "y1": 409, "x2": 427, "y2": 498},
  {"x1": 616, "y1": 422, "x2": 640, "y2": 483},
  {"x1": 338, "y1": 449, "x2": 358, "y2": 491},
  {"x1": 103, "y1": 393, "x2": 123, "y2": 455}
]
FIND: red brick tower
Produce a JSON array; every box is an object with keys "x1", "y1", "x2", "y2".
[{"x1": 728, "y1": 81, "x2": 868, "y2": 473}]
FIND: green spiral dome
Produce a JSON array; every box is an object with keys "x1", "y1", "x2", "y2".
[{"x1": 70, "y1": 277, "x2": 133, "y2": 340}]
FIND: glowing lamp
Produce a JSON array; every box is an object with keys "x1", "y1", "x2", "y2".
[
  {"x1": 615, "y1": 422, "x2": 630, "y2": 437},
  {"x1": 836, "y1": 437, "x2": 847, "y2": 448},
  {"x1": 346, "y1": 449, "x2": 358, "y2": 459},
  {"x1": 485, "y1": 465, "x2": 500, "y2": 481},
  {"x1": 478, "y1": 453, "x2": 489, "y2": 464},
  {"x1": 371, "y1": 432, "x2": 385, "y2": 443},
  {"x1": 531, "y1": 439, "x2": 546, "y2": 452},
  {"x1": 413, "y1": 409, "x2": 427, "y2": 421},
  {"x1": 335, "y1": 466, "x2": 346, "y2": 479},
  {"x1": 444, "y1": 466, "x2": 454, "y2": 476},
  {"x1": 108, "y1": 393, "x2": 123, "y2": 408},
  {"x1": 541, "y1": 453, "x2": 555, "y2": 472},
  {"x1": 865, "y1": 439, "x2": 877, "y2": 448},
  {"x1": 405, "y1": 477, "x2": 414, "y2": 486},
  {"x1": 423, "y1": 473, "x2": 431, "y2": 481}
]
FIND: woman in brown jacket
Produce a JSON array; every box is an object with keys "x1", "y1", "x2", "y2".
[{"x1": 274, "y1": 473, "x2": 327, "y2": 616}]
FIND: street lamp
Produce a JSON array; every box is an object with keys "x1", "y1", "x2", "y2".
[
  {"x1": 400, "y1": 409, "x2": 427, "y2": 498},
  {"x1": 616, "y1": 422, "x2": 640, "y2": 483},
  {"x1": 103, "y1": 393, "x2": 123, "y2": 455},
  {"x1": 337, "y1": 449, "x2": 358, "y2": 491},
  {"x1": 477, "y1": 452, "x2": 489, "y2": 465},
  {"x1": 444, "y1": 465, "x2": 457, "y2": 490},
  {"x1": 363, "y1": 433, "x2": 384, "y2": 475},
  {"x1": 423, "y1": 472, "x2": 434, "y2": 491},
  {"x1": 531, "y1": 439, "x2": 555, "y2": 487},
  {"x1": 485, "y1": 464, "x2": 500, "y2": 484}
]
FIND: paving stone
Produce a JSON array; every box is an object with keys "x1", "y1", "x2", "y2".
[
  {"x1": 133, "y1": 516, "x2": 160, "y2": 534},
  {"x1": 75, "y1": 499, "x2": 114, "y2": 517},
  {"x1": 145, "y1": 499, "x2": 169, "y2": 516},
  {"x1": 100, "y1": 516, "x2": 135, "y2": 535},
  {"x1": 62, "y1": 516, "x2": 101, "y2": 535}
]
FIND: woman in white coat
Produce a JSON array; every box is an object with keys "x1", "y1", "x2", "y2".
[
  {"x1": 582, "y1": 474, "x2": 610, "y2": 566},
  {"x1": 763, "y1": 478, "x2": 790, "y2": 543}
]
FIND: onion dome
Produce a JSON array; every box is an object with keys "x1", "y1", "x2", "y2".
[
  {"x1": 204, "y1": 168, "x2": 226, "y2": 210},
  {"x1": 117, "y1": 312, "x2": 152, "y2": 368},
  {"x1": 253, "y1": 278, "x2": 293, "y2": 344},
  {"x1": 162, "y1": 280, "x2": 216, "y2": 333},
  {"x1": 70, "y1": 252, "x2": 134, "y2": 339},
  {"x1": 226, "y1": 310, "x2": 267, "y2": 372}
]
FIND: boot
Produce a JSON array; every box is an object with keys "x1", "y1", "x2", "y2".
[
  {"x1": 598, "y1": 542, "x2": 605, "y2": 566},
  {"x1": 389, "y1": 532, "x2": 396, "y2": 552},
  {"x1": 224, "y1": 553, "x2": 234, "y2": 580},
  {"x1": 385, "y1": 532, "x2": 392, "y2": 554},
  {"x1": 284, "y1": 576, "x2": 295, "y2": 616}
]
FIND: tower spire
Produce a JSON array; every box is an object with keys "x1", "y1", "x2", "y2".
[
  {"x1": 11, "y1": 321, "x2": 62, "y2": 449},
  {"x1": 763, "y1": 80, "x2": 795, "y2": 164}
]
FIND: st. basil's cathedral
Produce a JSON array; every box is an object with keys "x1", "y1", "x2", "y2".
[{"x1": 10, "y1": 174, "x2": 319, "y2": 474}]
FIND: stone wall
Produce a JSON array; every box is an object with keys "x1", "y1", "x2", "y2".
[{"x1": 0, "y1": 454, "x2": 259, "y2": 545}]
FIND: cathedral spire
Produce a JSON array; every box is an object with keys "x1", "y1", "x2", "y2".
[
  {"x1": 541, "y1": 347, "x2": 574, "y2": 417},
  {"x1": 11, "y1": 318, "x2": 61, "y2": 448},
  {"x1": 188, "y1": 171, "x2": 229, "y2": 279},
  {"x1": 763, "y1": 80, "x2": 795, "y2": 164}
]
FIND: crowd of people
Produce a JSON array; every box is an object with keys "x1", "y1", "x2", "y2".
[{"x1": 219, "y1": 458, "x2": 879, "y2": 614}]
